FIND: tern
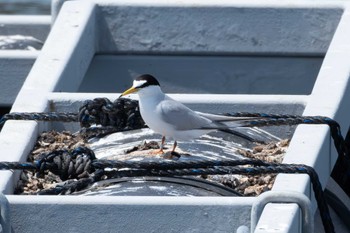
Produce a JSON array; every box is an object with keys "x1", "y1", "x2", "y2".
[{"x1": 120, "y1": 74, "x2": 257, "y2": 154}]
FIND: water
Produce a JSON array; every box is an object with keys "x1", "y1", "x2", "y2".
[{"x1": 0, "y1": 0, "x2": 50, "y2": 15}]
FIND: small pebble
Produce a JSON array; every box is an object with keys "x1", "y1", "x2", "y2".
[{"x1": 244, "y1": 186, "x2": 256, "y2": 195}]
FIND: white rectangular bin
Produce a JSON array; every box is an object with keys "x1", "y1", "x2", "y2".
[
  {"x1": 1, "y1": 1, "x2": 350, "y2": 232},
  {"x1": 0, "y1": 15, "x2": 50, "y2": 106}
]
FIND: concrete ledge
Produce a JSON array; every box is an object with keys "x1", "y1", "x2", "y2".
[
  {"x1": 1, "y1": 1, "x2": 350, "y2": 233},
  {"x1": 8, "y1": 195, "x2": 254, "y2": 233}
]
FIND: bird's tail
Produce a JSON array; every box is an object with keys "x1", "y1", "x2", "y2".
[{"x1": 218, "y1": 128, "x2": 263, "y2": 143}]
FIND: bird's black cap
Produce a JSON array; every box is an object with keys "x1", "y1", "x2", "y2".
[{"x1": 136, "y1": 74, "x2": 160, "y2": 88}]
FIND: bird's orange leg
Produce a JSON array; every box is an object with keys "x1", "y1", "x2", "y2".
[
  {"x1": 172, "y1": 141, "x2": 177, "y2": 152},
  {"x1": 150, "y1": 136, "x2": 165, "y2": 154},
  {"x1": 159, "y1": 136, "x2": 166, "y2": 153}
]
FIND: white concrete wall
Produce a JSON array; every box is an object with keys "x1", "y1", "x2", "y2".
[{"x1": 0, "y1": 1, "x2": 349, "y2": 233}]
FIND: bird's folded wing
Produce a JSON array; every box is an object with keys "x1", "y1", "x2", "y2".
[
  {"x1": 159, "y1": 99, "x2": 258, "y2": 131},
  {"x1": 195, "y1": 111, "x2": 259, "y2": 123},
  {"x1": 159, "y1": 99, "x2": 214, "y2": 131},
  {"x1": 159, "y1": 100, "x2": 272, "y2": 142}
]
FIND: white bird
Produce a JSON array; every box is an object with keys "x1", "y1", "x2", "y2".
[{"x1": 120, "y1": 74, "x2": 258, "y2": 154}]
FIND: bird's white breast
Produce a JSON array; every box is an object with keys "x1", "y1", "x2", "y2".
[{"x1": 137, "y1": 86, "x2": 173, "y2": 135}]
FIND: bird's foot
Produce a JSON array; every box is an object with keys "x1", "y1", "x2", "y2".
[
  {"x1": 163, "y1": 151, "x2": 181, "y2": 160},
  {"x1": 149, "y1": 149, "x2": 165, "y2": 155}
]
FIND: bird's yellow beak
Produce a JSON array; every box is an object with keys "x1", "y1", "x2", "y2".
[{"x1": 119, "y1": 86, "x2": 138, "y2": 98}]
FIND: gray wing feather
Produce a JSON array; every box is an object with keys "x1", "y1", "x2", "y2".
[
  {"x1": 158, "y1": 96, "x2": 260, "y2": 131},
  {"x1": 159, "y1": 98, "x2": 213, "y2": 131},
  {"x1": 158, "y1": 97, "x2": 269, "y2": 143}
]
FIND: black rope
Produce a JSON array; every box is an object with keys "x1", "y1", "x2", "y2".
[
  {"x1": 223, "y1": 112, "x2": 305, "y2": 118},
  {"x1": 34, "y1": 147, "x2": 96, "y2": 180},
  {"x1": 239, "y1": 116, "x2": 347, "y2": 155},
  {"x1": 0, "y1": 162, "x2": 37, "y2": 170},
  {"x1": 0, "y1": 112, "x2": 78, "y2": 123},
  {"x1": 78, "y1": 98, "x2": 145, "y2": 129},
  {"x1": 36, "y1": 169, "x2": 105, "y2": 195},
  {"x1": 92, "y1": 158, "x2": 272, "y2": 170}
]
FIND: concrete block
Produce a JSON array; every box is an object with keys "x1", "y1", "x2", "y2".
[{"x1": 1, "y1": 1, "x2": 350, "y2": 232}]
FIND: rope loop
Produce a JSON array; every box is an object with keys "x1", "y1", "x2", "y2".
[
  {"x1": 78, "y1": 98, "x2": 144, "y2": 130},
  {"x1": 35, "y1": 146, "x2": 95, "y2": 180}
]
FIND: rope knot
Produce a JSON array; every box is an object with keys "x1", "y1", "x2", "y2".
[
  {"x1": 78, "y1": 97, "x2": 144, "y2": 130},
  {"x1": 36, "y1": 146, "x2": 96, "y2": 180}
]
